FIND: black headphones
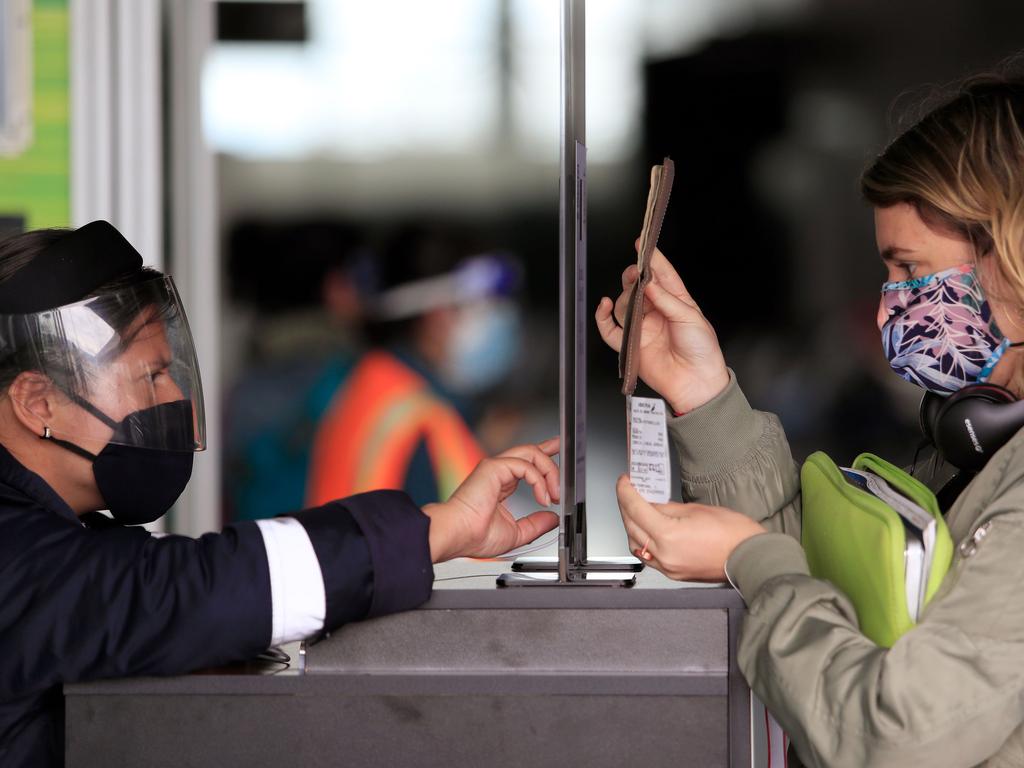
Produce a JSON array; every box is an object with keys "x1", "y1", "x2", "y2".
[{"x1": 920, "y1": 383, "x2": 1024, "y2": 471}]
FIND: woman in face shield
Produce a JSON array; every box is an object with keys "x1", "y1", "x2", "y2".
[{"x1": 0, "y1": 221, "x2": 559, "y2": 768}]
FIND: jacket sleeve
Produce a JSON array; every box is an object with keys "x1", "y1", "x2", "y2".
[
  {"x1": 0, "y1": 515, "x2": 274, "y2": 698},
  {"x1": 0, "y1": 490, "x2": 432, "y2": 698},
  {"x1": 728, "y1": 499, "x2": 1024, "y2": 768},
  {"x1": 666, "y1": 369, "x2": 802, "y2": 538},
  {"x1": 289, "y1": 490, "x2": 433, "y2": 624}
]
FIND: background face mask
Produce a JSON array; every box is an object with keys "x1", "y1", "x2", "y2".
[
  {"x1": 441, "y1": 299, "x2": 521, "y2": 394},
  {"x1": 881, "y1": 264, "x2": 1009, "y2": 396}
]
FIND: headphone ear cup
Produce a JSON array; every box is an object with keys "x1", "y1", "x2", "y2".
[{"x1": 930, "y1": 384, "x2": 1022, "y2": 471}]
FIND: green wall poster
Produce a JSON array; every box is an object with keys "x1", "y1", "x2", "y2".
[{"x1": 0, "y1": 0, "x2": 69, "y2": 232}]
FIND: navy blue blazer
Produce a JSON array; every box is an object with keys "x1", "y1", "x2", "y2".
[{"x1": 0, "y1": 445, "x2": 433, "y2": 767}]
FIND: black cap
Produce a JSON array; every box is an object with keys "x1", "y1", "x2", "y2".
[{"x1": 0, "y1": 220, "x2": 144, "y2": 314}]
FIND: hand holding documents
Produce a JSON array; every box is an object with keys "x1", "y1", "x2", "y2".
[
  {"x1": 618, "y1": 159, "x2": 674, "y2": 504},
  {"x1": 595, "y1": 158, "x2": 731, "y2": 418}
]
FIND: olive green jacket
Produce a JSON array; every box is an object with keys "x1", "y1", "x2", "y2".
[{"x1": 667, "y1": 372, "x2": 1024, "y2": 768}]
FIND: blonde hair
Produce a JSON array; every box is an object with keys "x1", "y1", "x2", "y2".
[{"x1": 862, "y1": 72, "x2": 1024, "y2": 393}]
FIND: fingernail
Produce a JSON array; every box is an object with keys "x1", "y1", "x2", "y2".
[{"x1": 642, "y1": 552, "x2": 652, "y2": 561}]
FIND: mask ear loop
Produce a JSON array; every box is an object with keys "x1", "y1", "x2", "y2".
[
  {"x1": 61, "y1": 391, "x2": 120, "y2": 430},
  {"x1": 36, "y1": 386, "x2": 121, "y2": 462},
  {"x1": 40, "y1": 425, "x2": 100, "y2": 462}
]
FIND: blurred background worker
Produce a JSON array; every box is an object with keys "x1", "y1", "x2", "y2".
[
  {"x1": 306, "y1": 223, "x2": 523, "y2": 509},
  {"x1": 224, "y1": 221, "x2": 524, "y2": 520}
]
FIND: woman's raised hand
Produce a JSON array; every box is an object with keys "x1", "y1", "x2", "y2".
[{"x1": 595, "y1": 247, "x2": 729, "y2": 415}]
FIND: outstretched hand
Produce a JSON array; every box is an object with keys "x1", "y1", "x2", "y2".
[
  {"x1": 424, "y1": 438, "x2": 560, "y2": 563},
  {"x1": 595, "y1": 246, "x2": 729, "y2": 414},
  {"x1": 615, "y1": 475, "x2": 765, "y2": 581}
]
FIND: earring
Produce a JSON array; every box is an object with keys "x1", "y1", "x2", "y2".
[{"x1": 41, "y1": 426, "x2": 52, "y2": 440}]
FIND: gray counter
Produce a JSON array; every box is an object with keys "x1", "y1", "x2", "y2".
[{"x1": 65, "y1": 561, "x2": 750, "y2": 767}]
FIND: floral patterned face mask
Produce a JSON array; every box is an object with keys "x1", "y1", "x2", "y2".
[{"x1": 881, "y1": 264, "x2": 1013, "y2": 395}]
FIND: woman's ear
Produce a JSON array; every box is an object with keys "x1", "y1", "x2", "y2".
[{"x1": 7, "y1": 372, "x2": 56, "y2": 436}]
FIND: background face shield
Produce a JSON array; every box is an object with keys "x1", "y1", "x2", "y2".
[{"x1": 0, "y1": 276, "x2": 206, "y2": 451}]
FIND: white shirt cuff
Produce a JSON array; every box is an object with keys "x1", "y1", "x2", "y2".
[{"x1": 255, "y1": 517, "x2": 327, "y2": 645}]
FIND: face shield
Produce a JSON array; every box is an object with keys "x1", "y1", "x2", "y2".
[{"x1": 0, "y1": 275, "x2": 205, "y2": 452}]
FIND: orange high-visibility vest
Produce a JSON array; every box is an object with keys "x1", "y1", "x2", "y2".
[{"x1": 306, "y1": 350, "x2": 484, "y2": 506}]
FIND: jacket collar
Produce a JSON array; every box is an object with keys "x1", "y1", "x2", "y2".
[{"x1": 0, "y1": 442, "x2": 81, "y2": 524}]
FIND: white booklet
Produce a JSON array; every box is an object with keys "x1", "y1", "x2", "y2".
[{"x1": 840, "y1": 467, "x2": 937, "y2": 622}]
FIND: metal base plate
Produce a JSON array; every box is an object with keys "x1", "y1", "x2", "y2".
[
  {"x1": 511, "y1": 556, "x2": 644, "y2": 573},
  {"x1": 496, "y1": 571, "x2": 637, "y2": 588}
]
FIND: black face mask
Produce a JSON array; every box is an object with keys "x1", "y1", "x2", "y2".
[{"x1": 43, "y1": 400, "x2": 195, "y2": 525}]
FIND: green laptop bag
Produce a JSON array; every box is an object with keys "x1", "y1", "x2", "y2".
[{"x1": 800, "y1": 451, "x2": 954, "y2": 647}]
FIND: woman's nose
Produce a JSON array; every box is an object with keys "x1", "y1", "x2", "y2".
[{"x1": 876, "y1": 298, "x2": 888, "y2": 332}]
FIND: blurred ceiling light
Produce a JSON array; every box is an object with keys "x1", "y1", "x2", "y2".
[
  {"x1": 311, "y1": 0, "x2": 498, "y2": 157},
  {"x1": 202, "y1": 45, "x2": 322, "y2": 159},
  {"x1": 510, "y1": 0, "x2": 640, "y2": 163},
  {"x1": 202, "y1": 0, "x2": 810, "y2": 162},
  {"x1": 204, "y1": 0, "x2": 496, "y2": 160}
]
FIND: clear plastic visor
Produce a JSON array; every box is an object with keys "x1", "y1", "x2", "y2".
[{"x1": 0, "y1": 276, "x2": 205, "y2": 452}]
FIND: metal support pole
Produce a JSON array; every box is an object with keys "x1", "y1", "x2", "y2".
[{"x1": 498, "y1": 0, "x2": 636, "y2": 587}]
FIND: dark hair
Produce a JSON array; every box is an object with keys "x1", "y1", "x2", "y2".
[
  {"x1": 0, "y1": 228, "x2": 68, "y2": 283},
  {"x1": 859, "y1": 74, "x2": 1024, "y2": 254},
  {"x1": 0, "y1": 228, "x2": 168, "y2": 394}
]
